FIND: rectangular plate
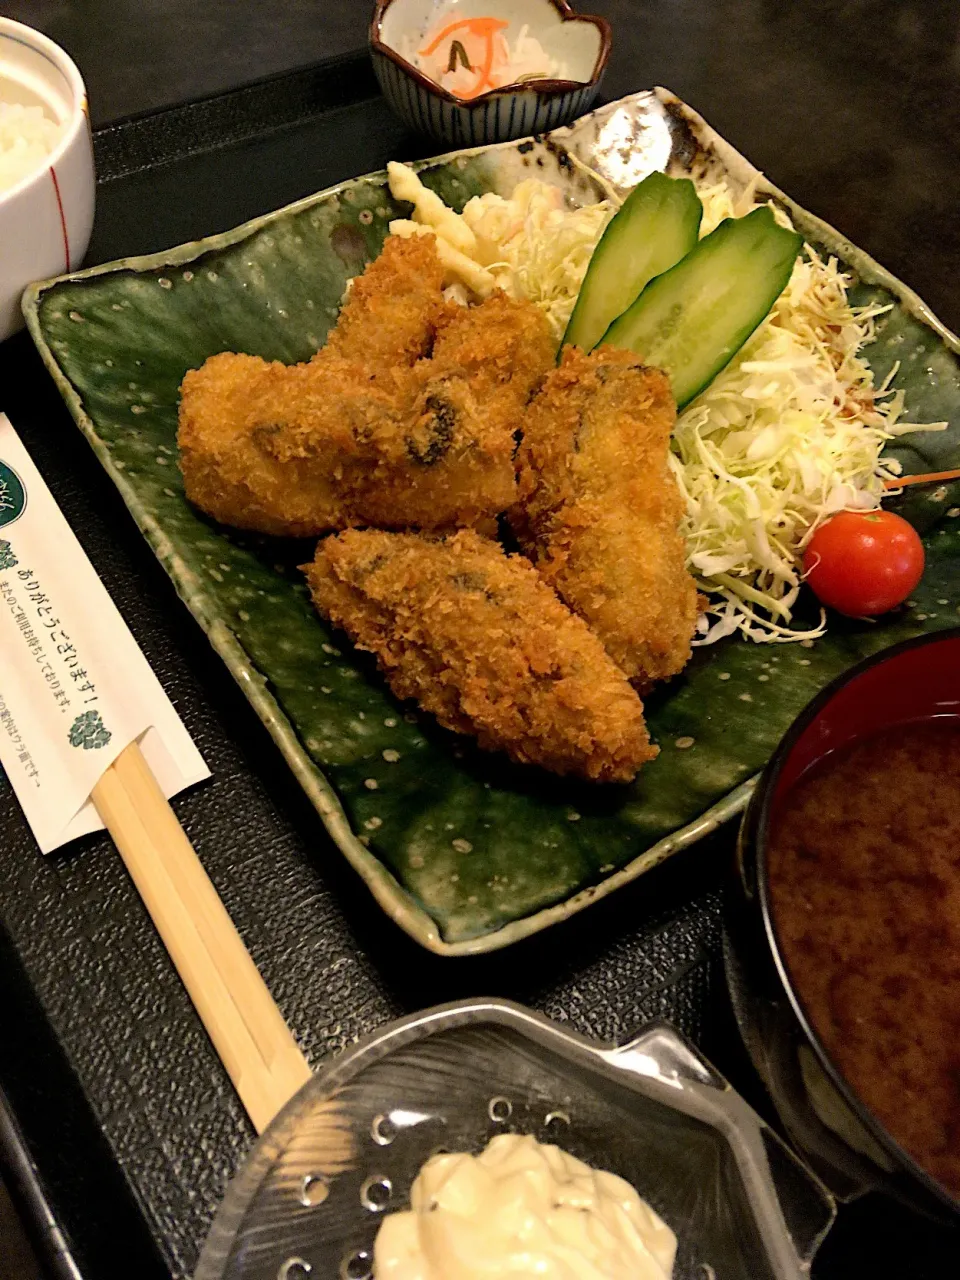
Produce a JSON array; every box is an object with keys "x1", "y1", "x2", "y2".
[{"x1": 24, "y1": 89, "x2": 960, "y2": 954}]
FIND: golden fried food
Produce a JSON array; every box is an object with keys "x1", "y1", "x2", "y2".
[
  {"x1": 178, "y1": 351, "x2": 403, "y2": 537},
  {"x1": 431, "y1": 289, "x2": 556, "y2": 399},
  {"x1": 349, "y1": 292, "x2": 554, "y2": 529},
  {"x1": 343, "y1": 361, "x2": 515, "y2": 530},
  {"x1": 304, "y1": 528, "x2": 656, "y2": 782},
  {"x1": 512, "y1": 347, "x2": 698, "y2": 687},
  {"x1": 177, "y1": 338, "x2": 528, "y2": 536},
  {"x1": 178, "y1": 240, "x2": 554, "y2": 536},
  {"x1": 320, "y1": 233, "x2": 448, "y2": 372}
]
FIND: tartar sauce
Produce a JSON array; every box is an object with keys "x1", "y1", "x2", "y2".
[{"x1": 373, "y1": 1133, "x2": 676, "y2": 1280}]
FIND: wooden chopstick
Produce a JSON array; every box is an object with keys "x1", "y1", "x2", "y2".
[{"x1": 92, "y1": 742, "x2": 311, "y2": 1133}]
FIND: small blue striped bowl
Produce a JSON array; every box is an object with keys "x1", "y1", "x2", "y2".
[{"x1": 370, "y1": 0, "x2": 610, "y2": 148}]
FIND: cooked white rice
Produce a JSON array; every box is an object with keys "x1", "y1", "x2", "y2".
[{"x1": 0, "y1": 102, "x2": 62, "y2": 193}]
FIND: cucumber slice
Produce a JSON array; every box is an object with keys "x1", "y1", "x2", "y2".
[
  {"x1": 600, "y1": 206, "x2": 803, "y2": 408},
  {"x1": 562, "y1": 172, "x2": 702, "y2": 353}
]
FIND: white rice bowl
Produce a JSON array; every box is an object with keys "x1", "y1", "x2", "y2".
[{"x1": 0, "y1": 100, "x2": 62, "y2": 193}]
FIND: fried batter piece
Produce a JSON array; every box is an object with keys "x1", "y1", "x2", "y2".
[
  {"x1": 304, "y1": 528, "x2": 656, "y2": 782},
  {"x1": 512, "y1": 347, "x2": 698, "y2": 687},
  {"x1": 319, "y1": 233, "x2": 447, "y2": 372},
  {"x1": 178, "y1": 240, "x2": 553, "y2": 536}
]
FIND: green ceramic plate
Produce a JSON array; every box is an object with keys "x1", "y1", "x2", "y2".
[{"x1": 24, "y1": 89, "x2": 960, "y2": 955}]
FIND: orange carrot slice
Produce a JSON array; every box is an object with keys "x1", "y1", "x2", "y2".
[{"x1": 419, "y1": 17, "x2": 509, "y2": 99}]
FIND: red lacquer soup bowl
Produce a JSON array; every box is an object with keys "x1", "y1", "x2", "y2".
[{"x1": 727, "y1": 628, "x2": 960, "y2": 1228}]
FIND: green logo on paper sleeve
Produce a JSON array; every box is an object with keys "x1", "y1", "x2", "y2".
[
  {"x1": 0, "y1": 539, "x2": 17, "y2": 570},
  {"x1": 68, "y1": 710, "x2": 112, "y2": 750},
  {"x1": 0, "y1": 462, "x2": 25, "y2": 529}
]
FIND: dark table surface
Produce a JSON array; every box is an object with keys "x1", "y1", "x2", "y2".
[{"x1": 0, "y1": 3, "x2": 958, "y2": 1278}]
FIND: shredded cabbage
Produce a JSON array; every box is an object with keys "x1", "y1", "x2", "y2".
[
  {"x1": 672, "y1": 219, "x2": 946, "y2": 643},
  {"x1": 460, "y1": 180, "x2": 616, "y2": 339},
  {"x1": 696, "y1": 177, "x2": 763, "y2": 235},
  {"x1": 655, "y1": 179, "x2": 909, "y2": 638}
]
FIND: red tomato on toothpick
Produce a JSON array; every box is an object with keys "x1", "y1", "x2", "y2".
[{"x1": 803, "y1": 510, "x2": 925, "y2": 617}]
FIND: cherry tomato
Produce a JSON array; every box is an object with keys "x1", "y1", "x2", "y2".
[{"x1": 803, "y1": 510, "x2": 924, "y2": 617}]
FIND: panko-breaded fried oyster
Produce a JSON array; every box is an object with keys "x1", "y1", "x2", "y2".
[
  {"x1": 350, "y1": 292, "x2": 554, "y2": 529},
  {"x1": 177, "y1": 339, "x2": 529, "y2": 536},
  {"x1": 344, "y1": 360, "x2": 517, "y2": 530},
  {"x1": 512, "y1": 347, "x2": 698, "y2": 687},
  {"x1": 319, "y1": 233, "x2": 447, "y2": 372},
  {"x1": 178, "y1": 351, "x2": 404, "y2": 537},
  {"x1": 178, "y1": 236, "x2": 450, "y2": 537},
  {"x1": 431, "y1": 290, "x2": 555, "y2": 399},
  {"x1": 304, "y1": 528, "x2": 656, "y2": 782},
  {"x1": 178, "y1": 239, "x2": 553, "y2": 537}
]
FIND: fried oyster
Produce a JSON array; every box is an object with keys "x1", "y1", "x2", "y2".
[
  {"x1": 177, "y1": 236, "x2": 553, "y2": 537},
  {"x1": 512, "y1": 346, "x2": 699, "y2": 687},
  {"x1": 304, "y1": 527, "x2": 656, "y2": 782}
]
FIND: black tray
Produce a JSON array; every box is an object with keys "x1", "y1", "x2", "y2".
[{"x1": 0, "y1": 46, "x2": 957, "y2": 1280}]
